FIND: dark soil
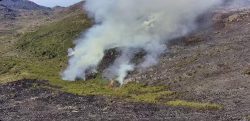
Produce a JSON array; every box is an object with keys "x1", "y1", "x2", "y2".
[{"x1": 0, "y1": 79, "x2": 244, "y2": 121}]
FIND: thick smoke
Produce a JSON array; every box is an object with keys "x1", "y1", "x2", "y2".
[{"x1": 62, "y1": 0, "x2": 223, "y2": 84}]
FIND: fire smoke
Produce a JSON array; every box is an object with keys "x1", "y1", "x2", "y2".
[{"x1": 62, "y1": 0, "x2": 223, "y2": 84}]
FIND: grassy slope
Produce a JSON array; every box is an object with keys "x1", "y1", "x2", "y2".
[
  {"x1": 17, "y1": 13, "x2": 91, "y2": 58},
  {"x1": 0, "y1": 11, "x2": 222, "y2": 110}
]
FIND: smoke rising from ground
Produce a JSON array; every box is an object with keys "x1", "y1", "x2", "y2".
[{"x1": 62, "y1": 0, "x2": 223, "y2": 84}]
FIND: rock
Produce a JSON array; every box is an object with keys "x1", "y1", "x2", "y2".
[{"x1": 228, "y1": 14, "x2": 239, "y2": 22}]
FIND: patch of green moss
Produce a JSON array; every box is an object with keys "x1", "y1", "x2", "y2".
[
  {"x1": 48, "y1": 78, "x2": 173, "y2": 104},
  {"x1": 166, "y1": 100, "x2": 223, "y2": 110},
  {"x1": 130, "y1": 91, "x2": 174, "y2": 103}
]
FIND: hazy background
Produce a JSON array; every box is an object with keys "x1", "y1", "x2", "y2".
[{"x1": 29, "y1": 0, "x2": 83, "y2": 7}]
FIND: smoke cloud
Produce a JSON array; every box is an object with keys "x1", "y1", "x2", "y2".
[{"x1": 62, "y1": 0, "x2": 223, "y2": 84}]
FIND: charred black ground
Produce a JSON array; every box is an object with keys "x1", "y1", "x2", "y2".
[{"x1": 0, "y1": 79, "x2": 247, "y2": 121}]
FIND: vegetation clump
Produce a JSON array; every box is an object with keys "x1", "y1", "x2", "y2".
[{"x1": 166, "y1": 100, "x2": 223, "y2": 110}]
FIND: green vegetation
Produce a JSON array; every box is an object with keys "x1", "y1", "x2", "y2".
[
  {"x1": 0, "y1": 57, "x2": 65, "y2": 83},
  {"x1": 17, "y1": 13, "x2": 92, "y2": 59},
  {"x1": 166, "y1": 100, "x2": 223, "y2": 110},
  {"x1": 58, "y1": 80, "x2": 174, "y2": 102},
  {"x1": 0, "y1": 58, "x2": 16, "y2": 75},
  {"x1": 0, "y1": 11, "x2": 222, "y2": 111},
  {"x1": 130, "y1": 91, "x2": 173, "y2": 103}
]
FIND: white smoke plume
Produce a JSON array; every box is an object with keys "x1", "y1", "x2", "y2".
[{"x1": 62, "y1": 0, "x2": 223, "y2": 84}]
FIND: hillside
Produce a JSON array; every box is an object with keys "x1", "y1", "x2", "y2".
[
  {"x1": 0, "y1": 0, "x2": 51, "y2": 27},
  {"x1": 0, "y1": 0, "x2": 50, "y2": 10},
  {"x1": 0, "y1": 1, "x2": 89, "y2": 81},
  {"x1": 0, "y1": 1, "x2": 250, "y2": 121}
]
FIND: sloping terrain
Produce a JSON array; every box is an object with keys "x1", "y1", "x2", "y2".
[
  {"x1": 0, "y1": 1, "x2": 250, "y2": 121},
  {"x1": 0, "y1": 0, "x2": 52, "y2": 57},
  {"x1": 128, "y1": 9, "x2": 250, "y2": 120},
  {"x1": 0, "y1": 0, "x2": 52, "y2": 31},
  {"x1": 0, "y1": 0, "x2": 85, "y2": 56}
]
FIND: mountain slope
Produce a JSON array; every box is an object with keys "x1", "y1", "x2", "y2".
[
  {"x1": 0, "y1": 0, "x2": 50, "y2": 10},
  {"x1": 0, "y1": 1, "x2": 86, "y2": 57},
  {"x1": 0, "y1": 4, "x2": 17, "y2": 20},
  {"x1": 17, "y1": 12, "x2": 91, "y2": 58},
  {"x1": 0, "y1": 0, "x2": 52, "y2": 35},
  {"x1": 129, "y1": 9, "x2": 250, "y2": 120},
  {"x1": 0, "y1": 1, "x2": 250, "y2": 120}
]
